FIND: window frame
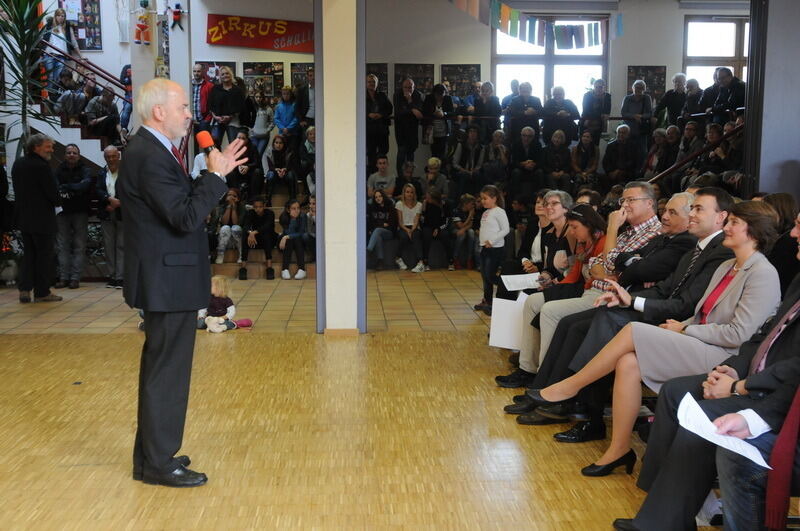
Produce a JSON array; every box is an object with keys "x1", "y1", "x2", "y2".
[
  {"x1": 491, "y1": 14, "x2": 609, "y2": 103},
  {"x1": 682, "y1": 15, "x2": 749, "y2": 82}
]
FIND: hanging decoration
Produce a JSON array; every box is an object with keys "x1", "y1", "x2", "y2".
[
  {"x1": 134, "y1": 0, "x2": 151, "y2": 45},
  {"x1": 164, "y1": 3, "x2": 186, "y2": 31}
]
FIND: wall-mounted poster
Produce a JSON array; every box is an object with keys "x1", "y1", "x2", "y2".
[
  {"x1": 394, "y1": 63, "x2": 434, "y2": 96},
  {"x1": 441, "y1": 64, "x2": 481, "y2": 99},
  {"x1": 626, "y1": 65, "x2": 667, "y2": 104},
  {"x1": 291, "y1": 62, "x2": 314, "y2": 88},
  {"x1": 366, "y1": 63, "x2": 389, "y2": 87},
  {"x1": 58, "y1": 0, "x2": 102, "y2": 51},
  {"x1": 207, "y1": 14, "x2": 313, "y2": 53},
  {"x1": 194, "y1": 61, "x2": 236, "y2": 85},
  {"x1": 243, "y1": 62, "x2": 284, "y2": 97}
]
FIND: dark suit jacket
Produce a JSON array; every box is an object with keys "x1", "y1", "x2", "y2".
[
  {"x1": 769, "y1": 230, "x2": 800, "y2": 298},
  {"x1": 11, "y1": 153, "x2": 58, "y2": 234},
  {"x1": 615, "y1": 231, "x2": 697, "y2": 291},
  {"x1": 95, "y1": 166, "x2": 122, "y2": 221},
  {"x1": 117, "y1": 128, "x2": 228, "y2": 312},
  {"x1": 632, "y1": 232, "x2": 733, "y2": 324},
  {"x1": 721, "y1": 273, "x2": 800, "y2": 430},
  {"x1": 294, "y1": 84, "x2": 312, "y2": 122}
]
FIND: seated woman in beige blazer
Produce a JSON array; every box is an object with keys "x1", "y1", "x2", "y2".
[{"x1": 528, "y1": 200, "x2": 781, "y2": 477}]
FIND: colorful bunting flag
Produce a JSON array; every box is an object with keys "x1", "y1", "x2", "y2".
[
  {"x1": 500, "y1": 4, "x2": 511, "y2": 33},
  {"x1": 479, "y1": 0, "x2": 491, "y2": 25},
  {"x1": 467, "y1": 0, "x2": 479, "y2": 19},
  {"x1": 554, "y1": 25, "x2": 572, "y2": 49},
  {"x1": 518, "y1": 13, "x2": 528, "y2": 41},
  {"x1": 616, "y1": 14, "x2": 624, "y2": 37},
  {"x1": 490, "y1": 0, "x2": 500, "y2": 29},
  {"x1": 573, "y1": 24, "x2": 586, "y2": 48},
  {"x1": 455, "y1": 0, "x2": 466, "y2": 10},
  {"x1": 527, "y1": 16, "x2": 537, "y2": 44},
  {"x1": 537, "y1": 19, "x2": 546, "y2": 47},
  {"x1": 509, "y1": 9, "x2": 519, "y2": 38}
]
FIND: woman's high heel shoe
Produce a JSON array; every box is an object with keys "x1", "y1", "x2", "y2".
[
  {"x1": 526, "y1": 388, "x2": 573, "y2": 407},
  {"x1": 581, "y1": 449, "x2": 636, "y2": 477}
]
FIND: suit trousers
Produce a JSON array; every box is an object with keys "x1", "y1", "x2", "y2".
[
  {"x1": 634, "y1": 374, "x2": 753, "y2": 531},
  {"x1": 18, "y1": 231, "x2": 55, "y2": 297},
  {"x1": 134, "y1": 310, "x2": 197, "y2": 475},
  {"x1": 101, "y1": 217, "x2": 124, "y2": 281},
  {"x1": 568, "y1": 307, "x2": 642, "y2": 373}
]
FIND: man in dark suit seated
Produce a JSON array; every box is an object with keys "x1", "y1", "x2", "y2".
[
  {"x1": 118, "y1": 78, "x2": 247, "y2": 488},
  {"x1": 508, "y1": 188, "x2": 735, "y2": 440},
  {"x1": 613, "y1": 212, "x2": 800, "y2": 531},
  {"x1": 11, "y1": 134, "x2": 63, "y2": 303}
]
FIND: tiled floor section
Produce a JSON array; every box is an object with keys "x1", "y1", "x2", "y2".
[{"x1": 0, "y1": 270, "x2": 489, "y2": 334}]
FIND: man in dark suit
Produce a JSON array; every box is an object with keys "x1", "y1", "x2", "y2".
[
  {"x1": 508, "y1": 188, "x2": 735, "y2": 439},
  {"x1": 118, "y1": 78, "x2": 246, "y2": 488},
  {"x1": 613, "y1": 213, "x2": 800, "y2": 531},
  {"x1": 294, "y1": 68, "x2": 315, "y2": 130},
  {"x1": 11, "y1": 134, "x2": 62, "y2": 303},
  {"x1": 96, "y1": 145, "x2": 124, "y2": 288}
]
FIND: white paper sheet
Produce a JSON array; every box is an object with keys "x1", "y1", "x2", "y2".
[
  {"x1": 500, "y1": 273, "x2": 540, "y2": 292},
  {"x1": 55, "y1": 206, "x2": 63, "y2": 216},
  {"x1": 677, "y1": 393, "x2": 771, "y2": 469},
  {"x1": 489, "y1": 292, "x2": 529, "y2": 351}
]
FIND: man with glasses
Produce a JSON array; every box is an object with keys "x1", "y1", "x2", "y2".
[
  {"x1": 506, "y1": 81, "x2": 543, "y2": 145},
  {"x1": 510, "y1": 126, "x2": 543, "y2": 199}
]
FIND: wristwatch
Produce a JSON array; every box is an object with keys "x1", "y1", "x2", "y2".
[{"x1": 730, "y1": 380, "x2": 742, "y2": 396}]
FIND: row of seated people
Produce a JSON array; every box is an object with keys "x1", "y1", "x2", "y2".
[
  {"x1": 368, "y1": 113, "x2": 743, "y2": 216},
  {"x1": 485, "y1": 182, "x2": 799, "y2": 529},
  {"x1": 191, "y1": 127, "x2": 315, "y2": 207},
  {"x1": 372, "y1": 69, "x2": 745, "y2": 178},
  {"x1": 204, "y1": 190, "x2": 316, "y2": 281}
]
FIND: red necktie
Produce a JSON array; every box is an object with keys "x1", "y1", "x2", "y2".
[
  {"x1": 765, "y1": 386, "x2": 800, "y2": 530},
  {"x1": 171, "y1": 145, "x2": 188, "y2": 175}
]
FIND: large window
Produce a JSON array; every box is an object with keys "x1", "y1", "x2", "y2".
[
  {"x1": 683, "y1": 16, "x2": 749, "y2": 88},
  {"x1": 492, "y1": 16, "x2": 608, "y2": 116}
]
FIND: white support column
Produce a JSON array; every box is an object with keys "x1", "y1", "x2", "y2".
[{"x1": 318, "y1": 0, "x2": 365, "y2": 333}]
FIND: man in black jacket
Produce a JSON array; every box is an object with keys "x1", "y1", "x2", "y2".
[
  {"x1": 118, "y1": 78, "x2": 246, "y2": 487},
  {"x1": 11, "y1": 134, "x2": 62, "y2": 303},
  {"x1": 506, "y1": 81, "x2": 543, "y2": 144},
  {"x1": 393, "y1": 78, "x2": 424, "y2": 177},
  {"x1": 54, "y1": 143, "x2": 92, "y2": 289},
  {"x1": 96, "y1": 145, "x2": 123, "y2": 288},
  {"x1": 509, "y1": 188, "x2": 735, "y2": 438},
  {"x1": 601, "y1": 124, "x2": 640, "y2": 191},
  {"x1": 241, "y1": 196, "x2": 276, "y2": 280},
  {"x1": 712, "y1": 67, "x2": 745, "y2": 125},
  {"x1": 510, "y1": 127, "x2": 543, "y2": 199},
  {"x1": 294, "y1": 68, "x2": 315, "y2": 130},
  {"x1": 613, "y1": 215, "x2": 800, "y2": 530}
]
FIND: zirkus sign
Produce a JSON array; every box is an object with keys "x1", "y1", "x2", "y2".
[{"x1": 206, "y1": 14, "x2": 313, "y2": 53}]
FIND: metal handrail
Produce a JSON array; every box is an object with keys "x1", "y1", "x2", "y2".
[
  {"x1": 40, "y1": 50, "x2": 132, "y2": 105},
  {"x1": 40, "y1": 40, "x2": 127, "y2": 94},
  {"x1": 648, "y1": 122, "x2": 745, "y2": 185}
]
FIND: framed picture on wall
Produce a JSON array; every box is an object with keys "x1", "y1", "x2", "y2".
[
  {"x1": 58, "y1": 0, "x2": 102, "y2": 51},
  {"x1": 366, "y1": 63, "x2": 389, "y2": 88},
  {"x1": 195, "y1": 61, "x2": 236, "y2": 85},
  {"x1": 291, "y1": 63, "x2": 314, "y2": 88},
  {"x1": 394, "y1": 64, "x2": 434, "y2": 96},
  {"x1": 243, "y1": 62, "x2": 285, "y2": 98},
  {"x1": 440, "y1": 64, "x2": 481, "y2": 99},
  {"x1": 626, "y1": 65, "x2": 667, "y2": 104}
]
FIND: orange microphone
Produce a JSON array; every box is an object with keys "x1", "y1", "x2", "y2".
[{"x1": 195, "y1": 130, "x2": 216, "y2": 155}]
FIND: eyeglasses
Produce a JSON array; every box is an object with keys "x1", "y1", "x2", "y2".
[
  {"x1": 618, "y1": 197, "x2": 650, "y2": 206},
  {"x1": 545, "y1": 200, "x2": 562, "y2": 207}
]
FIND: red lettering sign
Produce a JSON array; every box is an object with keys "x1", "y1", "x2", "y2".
[{"x1": 206, "y1": 14, "x2": 314, "y2": 53}]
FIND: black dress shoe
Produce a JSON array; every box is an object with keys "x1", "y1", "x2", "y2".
[
  {"x1": 612, "y1": 518, "x2": 640, "y2": 530},
  {"x1": 504, "y1": 395, "x2": 536, "y2": 414},
  {"x1": 133, "y1": 455, "x2": 192, "y2": 481},
  {"x1": 553, "y1": 420, "x2": 607, "y2": 443},
  {"x1": 142, "y1": 464, "x2": 207, "y2": 487},
  {"x1": 526, "y1": 388, "x2": 571, "y2": 406},
  {"x1": 512, "y1": 393, "x2": 529, "y2": 403},
  {"x1": 68, "y1": 280, "x2": 79, "y2": 289},
  {"x1": 19, "y1": 292, "x2": 31, "y2": 303},
  {"x1": 495, "y1": 368, "x2": 536, "y2": 389},
  {"x1": 536, "y1": 403, "x2": 574, "y2": 420},
  {"x1": 517, "y1": 411, "x2": 564, "y2": 425},
  {"x1": 508, "y1": 351, "x2": 520, "y2": 367},
  {"x1": 581, "y1": 449, "x2": 636, "y2": 477}
]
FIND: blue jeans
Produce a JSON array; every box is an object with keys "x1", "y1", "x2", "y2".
[
  {"x1": 367, "y1": 227, "x2": 393, "y2": 260},
  {"x1": 453, "y1": 228, "x2": 475, "y2": 263},
  {"x1": 717, "y1": 430, "x2": 800, "y2": 531},
  {"x1": 56, "y1": 211, "x2": 88, "y2": 282},
  {"x1": 479, "y1": 246, "x2": 504, "y2": 302},
  {"x1": 43, "y1": 54, "x2": 65, "y2": 90},
  {"x1": 211, "y1": 124, "x2": 240, "y2": 147},
  {"x1": 252, "y1": 137, "x2": 270, "y2": 161},
  {"x1": 120, "y1": 100, "x2": 133, "y2": 130}
]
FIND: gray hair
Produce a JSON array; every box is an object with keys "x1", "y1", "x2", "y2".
[
  {"x1": 543, "y1": 189, "x2": 574, "y2": 210},
  {"x1": 135, "y1": 78, "x2": 178, "y2": 123},
  {"x1": 521, "y1": 126, "x2": 535, "y2": 135},
  {"x1": 25, "y1": 133, "x2": 53, "y2": 155},
  {"x1": 632, "y1": 79, "x2": 646, "y2": 90},
  {"x1": 671, "y1": 72, "x2": 686, "y2": 83},
  {"x1": 666, "y1": 125, "x2": 680, "y2": 135},
  {"x1": 670, "y1": 191, "x2": 695, "y2": 215},
  {"x1": 616, "y1": 124, "x2": 630, "y2": 133},
  {"x1": 625, "y1": 181, "x2": 657, "y2": 206},
  {"x1": 653, "y1": 127, "x2": 667, "y2": 139}
]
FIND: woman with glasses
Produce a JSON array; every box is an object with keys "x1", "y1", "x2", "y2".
[
  {"x1": 496, "y1": 203, "x2": 607, "y2": 388},
  {"x1": 527, "y1": 201, "x2": 781, "y2": 477}
]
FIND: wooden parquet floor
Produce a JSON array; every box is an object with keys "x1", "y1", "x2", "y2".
[{"x1": 0, "y1": 328, "x2": 655, "y2": 530}]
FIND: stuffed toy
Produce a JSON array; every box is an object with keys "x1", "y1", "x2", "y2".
[
  {"x1": 204, "y1": 316, "x2": 230, "y2": 333},
  {"x1": 134, "y1": 14, "x2": 150, "y2": 44},
  {"x1": 171, "y1": 3, "x2": 184, "y2": 30}
]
